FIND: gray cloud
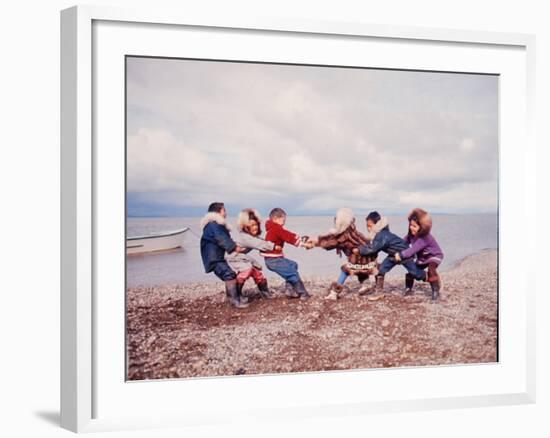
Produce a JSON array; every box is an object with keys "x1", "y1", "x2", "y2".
[{"x1": 126, "y1": 57, "x2": 498, "y2": 216}]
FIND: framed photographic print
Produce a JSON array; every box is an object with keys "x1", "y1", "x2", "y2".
[{"x1": 61, "y1": 5, "x2": 536, "y2": 433}]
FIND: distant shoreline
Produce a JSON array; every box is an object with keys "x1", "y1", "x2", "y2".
[
  {"x1": 128, "y1": 212, "x2": 498, "y2": 219},
  {"x1": 127, "y1": 214, "x2": 498, "y2": 288}
]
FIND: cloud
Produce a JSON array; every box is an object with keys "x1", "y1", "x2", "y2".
[
  {"x1": 126, "y1": 58, "x2": 498, "y2": 215},
  {"x1": 460, "y1": 138, "x2": 476, "y2": 152},
  {"x1": 397, "y1": 181, "x2": 498, "y2": 213},
  {"x1": 127, "y1": 128, "x2": 223, "y2": 193}
]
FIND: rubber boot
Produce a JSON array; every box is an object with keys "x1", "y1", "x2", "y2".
[
  {"x1": 403, "y1": 274, "x2": 414, "y2": 296},
  {"x1": 294, "y1": 279, "x2": 311, "y2": 300},
  {"x1": 237, "y1": 282, "x2": 249, "y2": 304},
  {"x1": 358, "y1": 280, "x2": 375, "y2": 296},
  {"x1": 359, "y1": 274, "x2": 384, "y2": 295},
  {"x1": 375, "y1": 274, "x2": 384, "y2": 290},
  {"x1": 257, "y1": 280, "x2": 274, "y2": 299},
  {"x1": 359, "y1": 274, "x2": 385, "y2": 299},
  {"x1": 430, "y1": 279, "x2": 441, "y2": 301},
  {"x1": 225, "y1": 280, "x2": 249, "y2": 309},
  {"x1": 284, "y1": 281, "x2": 299, "y2": 298}
]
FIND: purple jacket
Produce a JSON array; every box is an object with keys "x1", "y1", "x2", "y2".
[{"x1": 400, "y1": 233, "x2": 444, "y2": 266}]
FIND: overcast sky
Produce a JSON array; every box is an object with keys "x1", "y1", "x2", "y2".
[{"x1": 126, "y1": 56, "x2": 498, "y2": 217}]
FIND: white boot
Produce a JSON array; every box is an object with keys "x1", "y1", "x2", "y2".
[{"x1": 324, "y1": 282, "x2": 342, "y2": 300}]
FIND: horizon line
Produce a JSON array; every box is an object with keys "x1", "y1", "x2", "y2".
[{"x1": 127, "y1": 211, "x2": 497, "y2": 218}]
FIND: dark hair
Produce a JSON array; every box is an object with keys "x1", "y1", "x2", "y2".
[
  {"x1": 366, "y1": 211, "x2": 381, "y2": 223},
  {"x1": 247, "y1": 209, "x2": 262, "y2": 234},
  {"x1": 208, "y1": 202, "x2": 225, "y2": 213},
  {"x1": 269, "y1": 207, "x2": 287, "y2": 219}
]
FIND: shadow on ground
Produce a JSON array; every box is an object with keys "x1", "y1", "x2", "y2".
[{"x1": 34, "y1": 411, "x2": 60, "y2": 427}]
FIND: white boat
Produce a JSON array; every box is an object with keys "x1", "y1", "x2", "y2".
[{"x1": 126, "y1": 227, "x2": 190, "y2": 255}]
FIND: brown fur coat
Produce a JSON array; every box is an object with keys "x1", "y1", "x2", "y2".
[{"x1": 316, "y1": 208, "x2": 379, "y2": 282}]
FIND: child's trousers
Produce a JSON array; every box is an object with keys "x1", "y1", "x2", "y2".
[
  {"x1": 236, "y1": 267, "x2": 266, "y2": 285},
  {"x1": 379, "y1": 256, "x2": 426, "y2": 280},
  {"x1": 337, "y1": 270, "x2": 349, "y2": 285},
  {"x1": 212, "y1": 261, "x2": 237, "y2": 281},
  {"x1": 264, "y1": 257, "x2": 300, "y2": 284}
]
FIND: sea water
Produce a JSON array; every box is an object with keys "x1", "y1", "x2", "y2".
[{"x1": 126, "y1": 214, "x2": 497, "y2": 287}]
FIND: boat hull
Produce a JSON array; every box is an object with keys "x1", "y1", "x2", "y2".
[{"x1": 126, "y1": 228, "x2": 189, "y2": 255}]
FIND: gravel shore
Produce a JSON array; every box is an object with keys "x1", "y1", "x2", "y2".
[{"x1": 127, "y1": 249, "x2": 498, "y2": 380}]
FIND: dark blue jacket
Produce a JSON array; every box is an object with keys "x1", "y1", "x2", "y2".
[
  {"x1": 200, "y1": 221, "x2": 237, "y2": 273},
  {"x1": 359, "y1": 226, "x2": 408, "y2": 257}
]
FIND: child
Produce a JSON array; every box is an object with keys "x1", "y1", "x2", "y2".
[
  {"x1": 308, "y1": 208, "x2": 379, "y2": 300},
  {"x1": 226, "y1": 208, "x2": 279, "y2": 300},
  {"x1": 200, "y1": 202, "x2": 248, "y2": 309},
  {"x1": 261, "y1": 208, "x2": 312, "y2": 300},
  {"x1": 395, "y1": 208, "x2": 444, "y2": 300},
  {"x1": 356, "y1": 211, "x2": 426, "y2": 295}
]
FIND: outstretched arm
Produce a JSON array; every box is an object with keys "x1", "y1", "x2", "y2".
[
  {"x1": 359, "y1": 234, "x2": 386, "y2": 256},
  {"x1": 315, "y1": 232, "x2": 354, "y2": 251},
  {"x1": 235, "y1": 233, "x2": 275, "y2": 252},
  {"x1": 400, "y1": 238, "x2": 429, "y2": 259},
  {"x1": 315, "y1": 234, "x2": 339, "y2": 251},
  {"x1": 278, "y1": 228, "x2": 302, "y2": 247}
]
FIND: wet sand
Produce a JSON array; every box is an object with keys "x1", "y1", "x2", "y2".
[{"x1": 127, "y1": 249, "x2": 498, "y2": 380}]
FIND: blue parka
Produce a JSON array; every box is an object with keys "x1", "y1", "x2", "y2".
[
  {"x1": 200, "y1": 213, "x2": 237, "y2": 273},
  {"x1": 359, "y1": 225, "x2": 408, "y2": 257}
]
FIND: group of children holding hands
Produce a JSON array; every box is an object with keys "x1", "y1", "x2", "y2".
[{"x1": 200, "y1": 202, "x2": 444, "y2": 309}]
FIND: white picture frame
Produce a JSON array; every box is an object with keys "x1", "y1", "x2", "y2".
[{"x1": 60, "y1": 5, "x2": 536, "y2": 433}]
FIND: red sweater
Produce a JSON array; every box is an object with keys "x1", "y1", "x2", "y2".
[{"x1": 262, "y1": 220, "x2": 301, "y2": 258}]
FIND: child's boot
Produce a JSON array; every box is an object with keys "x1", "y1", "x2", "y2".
[
  {"x1": 375, "y1": 274, "x2": 384, "y2": 291},
  {"x1": 430, "y1": 277, "x2": 442, "y2": 301},
  {"x1": 325, "y1": 282, "x2": 342, "y2": 300},
  {"x1": 358, "y1": 278, "x2": 375, "y2": 295},
  {"x1": 403, "y1": 274, "x2": 414, "y2": 296},
  {"x1": 225, "y1": 280, "x2": 249, "y2": 309},
  {"x1": 236, "y1": 282, "x2": 249, "y2": 304},
  {"x1": 367, "y1": 275, "x2": 385, "y2": 301},
  {"x1": 426, "y1": 265, "x2": 442, "y2": 301},
  {"x1": 294, "y1": 280, "x2": 311, "y2": 300},
  {"x1": 284, "y1": 281, "x2": 299, "y2": 298},
  {"x1": 257, "y1": 280, "x2": 274, "y2": 299},
  {"x1": 358, "y1": 274, "x2": 384, "y2": 297}
]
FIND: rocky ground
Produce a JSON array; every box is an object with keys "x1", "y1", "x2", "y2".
[{"x1": 127, "y1": 249, "x2": 498, "y2": 380}]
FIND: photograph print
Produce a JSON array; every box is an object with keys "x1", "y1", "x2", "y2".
[{"x1": 125, "y1": 56, "x2": 498, "y2": 381}]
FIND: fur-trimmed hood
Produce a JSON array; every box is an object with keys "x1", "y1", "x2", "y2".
[
  {"x1": 328, "y1": 207, "x2": 355, "y2": 235},
  {"x1": 200, "y1": 212, "x2": 231, "y2": 231},
  {"x1": 323, "y1": 208, "x2": 388, "y2": 241},
  {"x1": 365, "y1": 216, "x2": 389, "y2": 242},
  {"x1": 408, "y1": 208, "x2": 432, "y2": 237},
  {"x1": 237, "y1": 208, "x2": 263, "y2": 232}
]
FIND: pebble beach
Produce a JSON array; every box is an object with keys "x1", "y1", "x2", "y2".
[{"x1": 127, "y1": 249, "x2": 498, "y2": 380}]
